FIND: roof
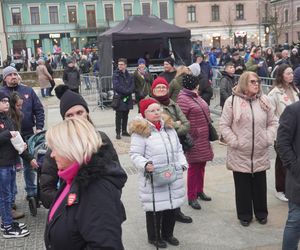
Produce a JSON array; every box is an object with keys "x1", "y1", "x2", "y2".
[{"x1": 100, "y1": 15, "x2": 190, "y2": 39}]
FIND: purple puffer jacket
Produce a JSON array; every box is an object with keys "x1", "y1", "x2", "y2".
[{"x1": 177, "y1": 89, "x2": 214, "y2": 163}]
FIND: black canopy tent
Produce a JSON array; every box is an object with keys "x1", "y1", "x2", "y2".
[{"x1": 98, "y1": 15, "x2": 191, "y2": 77}]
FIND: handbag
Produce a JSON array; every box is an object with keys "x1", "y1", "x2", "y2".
[
  {"x1": 178, "y1": 133, "x2": 194, "y2": 152},
  {"x1": 191, "y1": 97, "x2": 219, "y2": 142},
  {"x1": 111, "y1": 93, "x2": 121, "y2": 109},
  {"x1": 152, "y1": 130, "x2": 177, "y2": 186}
]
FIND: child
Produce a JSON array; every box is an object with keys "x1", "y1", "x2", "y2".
[{"x1": 0, "y1": 90, "x2": 30, "y2": 238}]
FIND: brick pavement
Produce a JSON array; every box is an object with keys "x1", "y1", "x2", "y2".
[{"x1": 0, "y1": 86, "x2": 292, "y2": 250}]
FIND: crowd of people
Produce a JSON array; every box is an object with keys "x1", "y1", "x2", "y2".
[{"x1": 0, "y1": 42, "x2": 300, "y2": 249}]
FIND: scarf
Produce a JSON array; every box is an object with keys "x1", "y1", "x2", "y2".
[
  {"x1": 152, "y1": 94, "x2": 170, "y2": 106},
  {"x1": 48, "y1": 162, "x2": 80, "y2": 222}
]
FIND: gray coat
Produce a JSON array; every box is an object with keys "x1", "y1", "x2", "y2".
[{"x1": 129, "y1": 115, "x2": 187, "y2": 212}]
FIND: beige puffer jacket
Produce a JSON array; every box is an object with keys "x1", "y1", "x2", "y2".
[
  {"x1": 219, "y1": 87, "x2": 278, "y2": 173},
  {"x1": 268, "y1": 86, "x2": 299, "y2": 119}
]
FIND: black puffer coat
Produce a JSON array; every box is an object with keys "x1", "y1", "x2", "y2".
[
  {"x1": 44, "y1": 141, "x2": 127, "y2": 250},
  {"x1": 40, "y1": 131, "x2": 120, "y2": 209}
]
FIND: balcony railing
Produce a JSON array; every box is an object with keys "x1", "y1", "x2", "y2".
[{"x1": 75, "y1": 24, "x2": 108, "y2": 33}]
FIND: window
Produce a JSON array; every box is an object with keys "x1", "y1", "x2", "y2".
[
  {"x1": 298, "y1": 32, "x2": 300, "y2": 40},
  {"x1": 86, "y1": 5, "x2": 96, "y2": 27},
  {"x1": 297, "y1": 7, "x2": 300, "y2": 21},
  {"x1": 30, "y1": 7, "x2": 40, "y2": 25},
  {"x1": 211, "y1": 5, "x2": 220, "y2": 21},
  {"x1": 11, "y1": 7, "x2": 21, "y2": 25},
  {"x1": 124, "y1": 4, "x2": 132, "y2": 18},
  {"x1": 159, "y1": 2, "x2": 168, "y2": 19},
  {"x1": 187, "y1": 6, "x2": 196, "y2": 22},
  {"x1": 68, "y1": 6, "x2": 77, "y2": 23},
  {"x1": 285, "y1": 9, "x2": 288, "y2": 23},
  {"x1": 105, "y1": 4, "x2": 114, "y2": 22},
  {"x1": 142, "y1": 3, "x2": 151, "y2": 16},
  {"x1": 49, "y1": 6, "x2": 59, "y2": 24},
  {"x1": 236, "y1": 4, "x2": 244, "y2": 20},
  {"x1": 285, "y1": 32, "x2": 289, "y2": 43}
]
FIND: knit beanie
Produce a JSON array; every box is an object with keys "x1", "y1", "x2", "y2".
[
  {"x1": 137, "y1": 58, "x2": 146, "y2": 65},
  {"x1": 0, "y1": 91, "x2": 9, "y2": 101},
  {"x1": 151, "y1": 77, "x2": 169, "y2": 93},
  {"x1": 139, "y1": 98, "x2": 159, "y2": 118},
  {"x1": 182, "y1": 74, "x2": 199, "y2": 90},
  {"x1": 3, "y1": 66, "x2": 18, "y2": 80},
  {"x1": 188, "y1": 63, "x2": 201, "y2": 77},
  {"x1": 164, "y1": 57, "x2": 175, "y2": 67},
  {"x1": 55, "y1": 85, "x2": 89, "y2": 118}
]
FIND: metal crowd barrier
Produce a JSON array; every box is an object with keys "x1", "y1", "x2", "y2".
[{"x1": 79, "y1": 75, "x2": 113, "y2": 110}]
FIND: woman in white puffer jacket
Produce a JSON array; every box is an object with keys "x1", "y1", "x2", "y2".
[{"x1": 129, "y1": 98, "x2": 187, "y2": 248}]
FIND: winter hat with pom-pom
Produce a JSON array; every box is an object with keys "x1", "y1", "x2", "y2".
[{"x1": 55, "y1": 85, "x2": 89, "y2": 118}]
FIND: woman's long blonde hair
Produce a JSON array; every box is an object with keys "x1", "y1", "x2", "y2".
[
  {"x1": 175, "y1": 66, "x2": 189, "y2": 78},
  {"x1": 46, "y1": 118, "x2": 102, "y2": 165}
]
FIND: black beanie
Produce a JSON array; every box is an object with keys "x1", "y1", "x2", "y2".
[
  {"x1": 55, "y1": 85, "x2": 89, "y2": 118},
  {"x1": 0, "y1": 91, "x2": 9, "y2": 101},
  {"x1": 182, "y1": 74, "x2": 199, "y2": 90},
  {"x1": 164, "y1": 57, "x2": 175, "y2": 67}
]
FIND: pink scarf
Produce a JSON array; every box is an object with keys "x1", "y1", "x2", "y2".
[{"x1": 48, "y1": 162, "x2": 80, "y2": 222}]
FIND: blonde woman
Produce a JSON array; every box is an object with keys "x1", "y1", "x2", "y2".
[
  {"x1": 219, "y1": 72, "x2": 277, "y2": 227},
  {"x1": 44, "y1": 118, "x2": 127, "y2": 250},
  {"x1": 169, "y1": 66, "x2": 190, "y2": 101}
]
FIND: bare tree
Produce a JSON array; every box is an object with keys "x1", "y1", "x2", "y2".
[
  {"x1": 268, "y1": 5, "x2": 288, "y2": 46},
  {"x1": 223, "y1": 6, "x2": 234, "y2": 46}
]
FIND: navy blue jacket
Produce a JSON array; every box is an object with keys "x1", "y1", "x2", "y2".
[
  {"x1": 113, "y1": 69, "x2": 134, "y2": 112},
  {"x1": 199, "y1": 61, "x2": 213, "y2": 81},
  {"x1": 1, "y1": 84, "x2": 45, "y2": 137}
]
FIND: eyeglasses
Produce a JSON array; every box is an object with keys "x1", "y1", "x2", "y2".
[
  {"x1": 145, "y1": 108, "x2": 163, "y2": 114},
  {"x1": 0, "y1": 99, "x2": 9, "y2": 104},
  {"x1": 154, "y1": 86, "x2": 168, "y2": 90},
  {"x1": 249, "y1": 79, "x2": 261, "y2": 85}
]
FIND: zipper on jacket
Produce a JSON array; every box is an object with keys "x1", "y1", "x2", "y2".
[{"x1": 249, "y1": 100, "x2": 255, "y2": 177}]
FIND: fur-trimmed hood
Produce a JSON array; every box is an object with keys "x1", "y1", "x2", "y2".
[{"x1": 129, "y1": 113, "x2": 173, "y2": 137}]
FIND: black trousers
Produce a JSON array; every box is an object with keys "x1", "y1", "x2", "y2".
[
  {"x1": 115, "y1": 111, "x2": 129, "y2": 134},
  {"x1": 275, "y1": 154, "x2": 286, "y2": 193},
  {"x1": 49, "y1": 79, "x2": 55, "y2": 95},
  {"x1": 233, "y1": 171, "x2": 268, "y2": 222},
  {"x1": 146, "y1": 209, "x2": 176, "y2": 241}
]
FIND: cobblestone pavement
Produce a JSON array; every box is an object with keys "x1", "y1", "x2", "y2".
[{"x1": 0, "y1": 87, "x2": 291, "y2": 250}]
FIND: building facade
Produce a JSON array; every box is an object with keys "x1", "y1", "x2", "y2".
[
  {"x1": 270, "y1": 0, "x2": 300, "y2": 45},
  {"x1": 3, "y1": 0, "x2": 174, "y2": 58},
  {"x1": 0, "y1": 1, "x2": 8, "y2": 66},
  {"x1": 174, "y1": 0, "x2": 267, "y2": 48}
]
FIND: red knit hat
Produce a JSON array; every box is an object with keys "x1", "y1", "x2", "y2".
[
  {"x1": 139, "y1": 98, "x2": 159, "y2": 118},
  {"x1": 151, "y1": 77, "x2": 169, "y2": 94}
]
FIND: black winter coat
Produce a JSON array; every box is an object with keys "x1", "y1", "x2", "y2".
[
  {"x1": 219, "y1": 71, "x2": 236, "y2": 108},
  {"x1": 0, "y1": 113, "x2": 33, "y2": 166},
  {"x1": 40, "y1": 131, "x2": 120, "y2": 209},
  {"x1": 277, "y1": 101, "x2": 300, "y2": 205},
  {"x1": 113, "y1": 70, "x2": 134, "y2": 112},
  {"x1": 63, "y1": 66, "x2": 80, "y2": 90},
  {"x1": 44, "y1": 140, "x2": 127, "y2": 250}
]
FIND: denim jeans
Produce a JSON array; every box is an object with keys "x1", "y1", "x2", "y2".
[
  {"x1": 83, "y1": 73, "x2": 91, "y2": 89},
  {"x1": 0, "y1": 166, "x2": 16, "y2": 226},
  {"x1": 41, "y1": 88, "x2": 50, "y2": 97},
  {"x1": 23, "y1": 160, "x2": 37, "y2": 197},
  {"x1": 282, "y1": 201, "x2": 300, "y2": 250}
]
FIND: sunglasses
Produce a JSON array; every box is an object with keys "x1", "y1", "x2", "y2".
[{"x1": 249, "y1": 79, "x2": 261, "y2": 85}]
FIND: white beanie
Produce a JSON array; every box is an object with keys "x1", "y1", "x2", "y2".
[{"x1": 188, "y1": 63, "x2": 201, "y2": 77}]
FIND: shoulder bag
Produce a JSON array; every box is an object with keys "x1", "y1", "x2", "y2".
[
  {"x1": 152, "y1": 130, "x2": 177, "y2": 186},
  {"x1": 111, "y1": 93, "x2": 121, "y2": 110},
  {"x1": 192, "y1": 97, "x2": 219, "y2": 141}
]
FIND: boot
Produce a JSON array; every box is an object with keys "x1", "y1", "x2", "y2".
[
  {"x1": 197, "y1": 192, "x2": 212, "y2": 201},
  {"x1": 116, "y1": 134, "x2": 121, "y2": 140},
  {"x1": 175, "y1": 210, "x2": 193, "y2": 223},
  {"x1": 11, "y1": 209, "x2": 25, "y2": 220}
]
